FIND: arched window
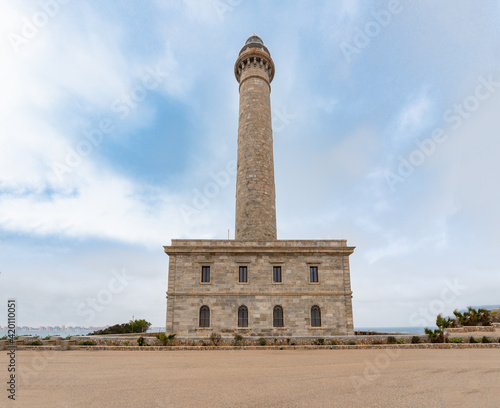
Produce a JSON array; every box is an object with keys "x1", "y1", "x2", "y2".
[
  {"x1": 273, "y1": 305, "x2": 284, "y2": 327},
  {"x1": 311, "y1": 305, "x2": 321, "y2": 327},
  {"x1": 238, "y1": 305, "x2": 248, "y2": 327},
  {"x1": 199, "y1": 306, "x2": 210, "y2": 327}
]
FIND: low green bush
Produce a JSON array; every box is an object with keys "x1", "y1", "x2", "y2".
[
  {"x1": 258, "y1": 338, "x2": 267, "y2": 346},
  {"x1": 481, "y1": 336, "x2": 491, "y2": 344},
  {"x1": 315, "y1": 338, "x2": 325, "y2": 345},
  {"x1": 397, "y1": 338, "x2": 405, "y2": 344},
  {"x1": 347, "y1": 340, "x2": 356, "y2": 346},
  {"x1": 123, "y1": 340, "x2": 130, "y2": 346},
  {"x1": 137, "y1": 337, "x2": 145, "y2": 346},
  {"x1": 210, "y1": 332, "x2": 222, "y2": 346},
  {"x1": 469, "y1": 336, "x2": 479, "y2": 343},
  {"x1": 79, "y1": 340, "x2": 95, "y2": 346},
  {"x1": 411, "y1": 336, "x2": 421, "y2": 344},
  {"x1": 330, "y1": 340, "x2": 337, "y2": 346},
  {"x1": 156, "y1": 333, "x2": 168, "y2": 346},
  {"x1": 29, "y1": 341, "x2": 42, "y2": 346},
  {"x1": 387, "y1": 336, "x2": 397, "y2": 344},
  {"x1": 449, "y1": 337, "x2": 463, "y2": 343}
]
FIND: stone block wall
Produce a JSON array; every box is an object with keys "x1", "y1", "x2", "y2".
[{"x1": 165, "y1": 240, "x2": 355, "y2": 338}]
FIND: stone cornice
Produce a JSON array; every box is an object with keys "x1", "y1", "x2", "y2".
[
  {"x1": 167, "y1": 291, "x2": 353, "y2": 297},
  {"x1": 164, "y1": 240, "x2": 355, "y2": 256}
]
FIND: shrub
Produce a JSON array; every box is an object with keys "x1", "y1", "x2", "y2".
[
  {"x1": 449, "y1": 337, "x2": 463, "y2": 343},
  {"x1": 210, "y1": 332, "x2": 222, "y2": 346},
  {"x1": 481, "y1": 336, "x2": 491, "y2": 344},
  {"x1": 156, "y1": 333, "x2": 168, "y2": 346},
  {"x1": 425, "y1": 328, "x2": 445, "y2": 343},
  {"x1": 371, "y1": 338, "x2": 384, "y2": 345},
  {"x1": 201, "y1": 341, "x2": 207, "y2": 346},
  {"x1": 387, "y1": 336, "x2": 397, "y2": 344},
  {"x1": 315, "y1": 338, "x2": 325, "y2": 346},
  {"x1": 63, "y1": 335, "x2": 72, "y2": 340},
  {"x1": 0, "y1": 336, "x2": 7, "y2": 340},
  {"x1": 397, "y1": 338, "x2": 405, "y2": 344},
  {"x1": 330, "y1": 340, "x2": 337, "y2": 346},
  {"x1": 30, "y1": 341, "x2": 42, "y2": 346},
  {"x1": 469, "y1": 336, "x2": 479, "y2": 343},
  {"x1": 137, "y1": 337, "x2": 145, "y2": 346},
  {"x1": 42, "y1": 335, "x2": 52, "y2": 340},
  {"x1": 258, "y1": 338, "x2": 267, "y2": 346},
  {"x1": 79, "y1": 340, "x2": 95, "y2": 346},
  {"x1": 234, "y1": 334, "x2": 243, "y2": 343},
  {"x1": 347, "y1": 340, "x2": 356, "y2": 346},
  {"x1": 411, "y1": 336, "x2": 421, "y2": 344},
  {"x1": 453, "y1": 307, "x2": 492, "y2": 327},
  {"x1": 290, "y1": 342, "x2": 296, "y2": 346},
  {"x1": 123, "y1": 340, "x2": 130, "y2": 346},
  {"x1": 89, "y1": 319, "x2": 152, "y2": 335},
  {"x1": 286, "y1": 338, "x2": 291, "y2": 344}
]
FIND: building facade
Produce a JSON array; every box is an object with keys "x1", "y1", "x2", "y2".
[{"x1": 165, "y1": 35, "x2": 355, "y2": 338}]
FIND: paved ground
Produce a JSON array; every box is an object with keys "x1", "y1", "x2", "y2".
[{"x1": 1, "y1": 349, "x2": 499, "y2": 407}]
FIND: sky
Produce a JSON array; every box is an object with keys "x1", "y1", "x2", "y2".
[{"x1": 1, "y1": 0, "x2": 499, "y2": 329}]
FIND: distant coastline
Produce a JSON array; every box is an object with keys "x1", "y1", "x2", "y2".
[{"x1": 0, "y1": 327, "x2": 167, "y2": 338}]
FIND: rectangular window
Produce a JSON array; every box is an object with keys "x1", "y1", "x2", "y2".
[
  {"x1": 273, "y1": 266, "x2": 282, "y2": 283},
  {"x1": 239, "y1": 266, "x2": 248, "y2": 283},
  {"x1": 310, "y1": 266, "x2": 318, "y2": 283},
  {"x1": 201, "y1": 266, "x2": 210, "y2": 283}
]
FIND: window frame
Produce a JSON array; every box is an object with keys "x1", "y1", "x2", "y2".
[
  {"x1": 310, "y1": 266, "x2": 319, "y2": 283},
  {"x1": 311, "y1": 305, "x2": 321, "y2": 327},
  {"x1": 239, "y1": 266, "x2": 248, "y2": 283},
  {"x1": 238, "y1": 305, "x2": 248, "y2": 327},
  {"x1": 199, "y1": 306, "x2": 210, "y2": 328},
  {"x1": 201, "y1": 266, "x2": 210, "y2": 283},
  {"x1": 273, "y1": 305, "x2": 284, "y2": 328},
  {"x1": 273, "y1": 266, "x2": 282, "y2": 283}
]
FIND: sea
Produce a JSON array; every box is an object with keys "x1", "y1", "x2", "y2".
[
  {"x1": 1, "y1": 326, "x2": 433, "y2": 338},
  {"x1": 0, "y1": 327, "x2": 167, "y2": 338}
]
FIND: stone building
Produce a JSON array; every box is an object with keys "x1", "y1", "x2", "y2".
[{"x1": 165, "y1": 35, "x2": 355, "y2": 338}]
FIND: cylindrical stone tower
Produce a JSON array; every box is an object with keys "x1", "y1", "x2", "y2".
[{"x1": 234, "y1": 35, "x2": 277, "y2": 241}]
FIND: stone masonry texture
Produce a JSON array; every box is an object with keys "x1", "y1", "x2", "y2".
[
  {"x1": 164, "y1": 36, "x2": 355, "y2": 339},
  {"x1": 165, "y1": 240, "x2": 355, "y2": 338},
  {"x1": 234, "y1": 37, "x2": 277, "y2": 241}
]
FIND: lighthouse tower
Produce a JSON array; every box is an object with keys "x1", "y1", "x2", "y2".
[
  {"x1": 234, "y1": 35, "x2": 277, "y2": 241},
  {"x1": 164, "y1": 35, "x2": 355, "y2": 339}
]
